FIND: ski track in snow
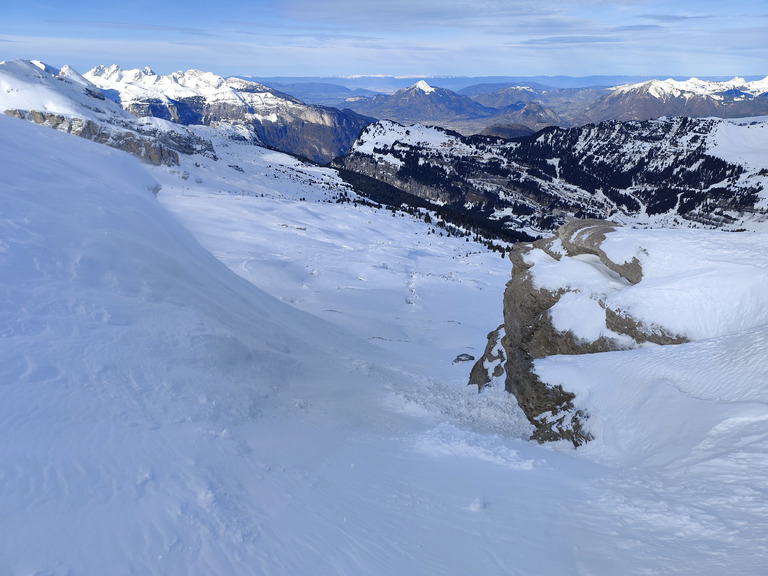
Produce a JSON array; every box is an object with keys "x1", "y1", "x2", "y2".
[{"x1": 3, "y1": 112, "x2": 768, "y2": 574}]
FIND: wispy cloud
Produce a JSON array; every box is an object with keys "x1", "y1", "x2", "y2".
[
  {"x1": 522, "y1": 35, "x2": 620, "y2": 45},
  {"x1": 2, "y1": 0, "x2": 765, "y2": 78},
  {"x1": 640, "y1": 13, "x2": 712, "y2": 23},
  {"x1": 612, "y1": 24, "x2": 664, "y2": 32}
]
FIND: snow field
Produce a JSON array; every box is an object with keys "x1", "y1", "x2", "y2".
[{"x1": 4, "y1": 110, "x2": 768, "y2": 574}]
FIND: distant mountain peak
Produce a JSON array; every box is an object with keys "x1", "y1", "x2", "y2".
[{"x1": 413, "y1": 80, "x2": 435, "y2": 94}]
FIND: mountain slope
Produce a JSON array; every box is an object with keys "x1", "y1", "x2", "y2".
[
  {"x1": 586, "y1": 76, "x2": 768, "y2": 122},
  {"x1": 85, "y1": 64, "x2": 372, "y2": 164},
  {"x1": 342, "y1": 80, "x2": 563, "y2": 134},
  {"x1": 343, "y1": 80, "x2": 496, "y2": 123},
  {"x1": 334, "y1": 118, "x2": 768, "y2": 235},
  {"x1": 0, "y1": 59, "x2": 212, "y2": 165}
]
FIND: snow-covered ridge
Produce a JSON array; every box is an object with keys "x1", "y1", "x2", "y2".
[
  {"x1": 85, "y1": 64, "x2": 289, "y2": 110},
  {"x1": 611, "y1": 75, "x2": 768, "y2": 100},
  {"x1": 3, "y1": 59, "x2": 370, "y2": 165},
  {"x1": 0, "y1": 59, "x2": 222, "y2": 165},
  {"x1": 352, "y1": 119, "x2": 456, "y2": 154},
  {"x1": 0, "y1": 59, "x2": 130, "y2": 121},
  {"x1": 84, "y1": 62, "x2": 371, "y2": 164}
]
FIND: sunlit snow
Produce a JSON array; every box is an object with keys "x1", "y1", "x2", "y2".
[{"x1": 3, "y1": 94, "x2": 768, "y2": 575}]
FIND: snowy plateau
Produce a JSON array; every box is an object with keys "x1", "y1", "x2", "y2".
[{"x1": 2, "y1": 59, "x2": 768, "y2": 575}]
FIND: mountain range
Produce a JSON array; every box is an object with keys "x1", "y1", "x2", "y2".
[
  {"x1": 335, "y1": 76, "x2": 768, "y2": 134},
  {"x1": 3, "y1": 58, "x2": 767, "y2": 242},
  {"x1": 83, "y1": 64, "x2": 372, "y2": 164}
]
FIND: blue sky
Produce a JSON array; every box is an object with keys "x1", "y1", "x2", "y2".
[{"x1": 1, "y1": 0, "x2": 766, "y2": 78}]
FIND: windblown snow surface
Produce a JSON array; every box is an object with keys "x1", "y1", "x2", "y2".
[{"x1": 2, "y1": 113, "x2": 768, "y2": 575}]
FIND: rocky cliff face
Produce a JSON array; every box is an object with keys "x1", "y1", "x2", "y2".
[
  {"x1": 5, "y1": 109, "x2": 183, "y2": 166},
  {"x1": 471, "y1": 219, "x2": 688, "y2": 445}
]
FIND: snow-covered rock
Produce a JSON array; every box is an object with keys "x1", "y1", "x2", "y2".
[{"x1": 495, "y1": 218, "x2": 768, "y2": 448}]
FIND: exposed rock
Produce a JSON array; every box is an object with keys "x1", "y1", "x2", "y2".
[
  {"x1": 604, "y1": 307, "x2": 687, "y2": 346},
  {"x1": 5, "y1": 109, "x2": 180, "y2": 166},
  {"x1": 495, "y1": 219, "x2": 687, "y2": 446},
  {"x1": 468, "y1": 325, "x2": 506, "y2": 391},
  {"x1": 555, "y1": 219, "x2": 643, "y2": 284},
  {"x1": 453, "y1": 353, "x2": 476, "y2": 364},
  {"x1": 501, "y1": 238, "x2": 594, "y2": 446}
]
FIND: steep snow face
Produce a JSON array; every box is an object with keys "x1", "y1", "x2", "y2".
[{"x1": 709, "y1": 116, "x2": 768, "y2": 170}]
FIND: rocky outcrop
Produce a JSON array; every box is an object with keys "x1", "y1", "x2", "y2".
[
  {"x1": 468, "y1": 324, "x2": 506, "y2": 392},
  {"x1": 483, "y1": 219, "x2": 687, "y2": 446},
  {"x1": 5, "y1": 109, "x2": 180, "y2": 166},
  {"x1": 3, "y1": 108, "x2": 221, "y2": 166}
]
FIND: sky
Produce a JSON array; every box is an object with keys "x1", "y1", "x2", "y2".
[{"x1": 1, "y1": 0, "x2": 766, "y2": 79}]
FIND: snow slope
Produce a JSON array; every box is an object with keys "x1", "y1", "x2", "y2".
[
  {"x1": 0, "y1": 59, "x2": 132, "y2": 121},
  {"x1": 4, "y1": 109, "x2": 768, "y2": 575}
]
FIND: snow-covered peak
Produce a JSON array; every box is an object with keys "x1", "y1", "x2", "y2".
[
  {"x1": 412, "y1": 80, "x2": 435, "y2": 94},
  {"x1": 0, "y1": 59, "x2": 130, "y2": 121},
  {"x1": 57, "y1": 64, "x2": 93, "y2": 88},
  {"x1": 84, "y1": 64, "x2": 286, "y2": 111},
  {"x1": 86, "y1": 63, "x2": 124, "y2": 81},
  {"x1": 28, "y1": 59, "x2": 60, "y2": 75},
  {"x1": 611, "y1": 75, "x2": 768, "y2": 99}
]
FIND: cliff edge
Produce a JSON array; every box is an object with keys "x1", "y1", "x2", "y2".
[{"x1": 471, "y1": 219, "x2": 689, "y2": 445}]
